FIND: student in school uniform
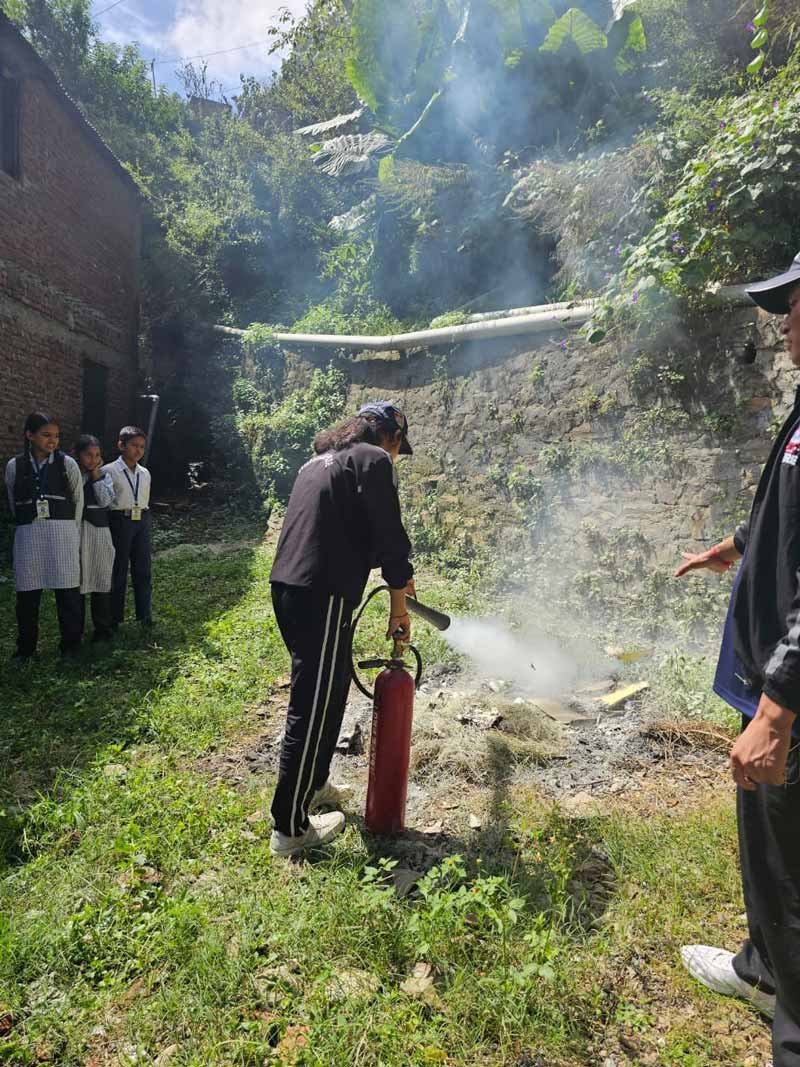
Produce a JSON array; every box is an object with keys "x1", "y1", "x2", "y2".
[
  {"x1": 73, "y1": 434, "x2": 116, "y2": 642},
  {"x1": 5, "y1": 412, "x2": 84, "y2": 661},
  {"x1": 102, "y1": 425, "x2": 153, "y2": 629}
]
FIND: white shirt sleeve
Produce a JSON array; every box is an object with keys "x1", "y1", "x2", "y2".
[
  {"x1": 90, "y1": 472, "x2": 116, "y2": 509},
  {"x1": 5, "y1": 458, "x2": 15, "y2": 516},
  {"x1": 141, "y1": 466, "x2": 152, "y2": 509},
  {"x1": 65, "y1": 456, "x2": 84, "y2": 525},
  {"x1": 101, "y1": 462, "x2": 123, "y2": 508}
]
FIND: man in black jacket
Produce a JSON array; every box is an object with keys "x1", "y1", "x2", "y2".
[
  {"x1": 269, "y1": 401, "x2": 415, "y2": 857},
  {"x1": 676, "y1": 253, "x2": 800, "y2": 1066}
]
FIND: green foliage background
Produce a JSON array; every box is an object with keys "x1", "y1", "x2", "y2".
[{"x1": 2, "y1": 0, "x2": 798, "y2": 501}]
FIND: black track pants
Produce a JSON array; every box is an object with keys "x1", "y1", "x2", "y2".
[
  {"x1": 732, "y1": 723, "x2": 800, "y2": 1067},
  {"x1": 16, "y1": 587, "x2": 82, "y2": 656},
  {"x1": 270, "y1": 583, "x2": 356, "y2": 837}
]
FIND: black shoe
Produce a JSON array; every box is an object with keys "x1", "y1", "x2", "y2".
[
  {"x1": 11, "y1": 652, "x2": 34, "y2": 665},
  {"x1": 138, "y1": 618, "x2": 154, "y2": 628},
  {"x1": 60, "y1": 644, "x2": 82, "y2": 659}
]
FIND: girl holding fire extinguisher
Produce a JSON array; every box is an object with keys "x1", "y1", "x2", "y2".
[{"x1": 268, "y1": 401, "x2": 415, "y2": 858}]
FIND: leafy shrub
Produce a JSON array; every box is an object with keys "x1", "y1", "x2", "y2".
[
  {"x1": 429, "y1": 310, "x2": 471, "y2": 329},
  {"x1": 505, "y1": 146, "x2": 655, "y2": 293},
  {"x1": 644, "y1": 650, "x2": 739, "y2": 729},
  {"x1": 590, "y1": 62, "x2": 800, "y2": 337},
  {"x1": 291, "y1": 239, "x2": 405, "y2": 335},
  {"x1": 230, "y1": 362, "x2": 348, "y2": 508},
  {"x1": 638, "y1": 0, "x2": 753, "y2": 94}
]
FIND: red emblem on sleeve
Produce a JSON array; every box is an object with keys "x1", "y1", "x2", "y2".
[{"x1": 783, "y1": 428, "x2": 800, "y2": 466}]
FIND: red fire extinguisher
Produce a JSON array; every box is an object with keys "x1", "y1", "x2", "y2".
[
  {"x1": 351, "y1": 587, "x2": 449, "y2": 836},
  {"x1": 363, "y1": 643, "x2": 417, "y2": 834}
]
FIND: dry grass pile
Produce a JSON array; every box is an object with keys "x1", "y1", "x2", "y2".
[
  {"x1": 409, "y1": 689, "x2": 563, "y2": 786},
  {"x1": 642, "y1": 717, "x2": 736, "y2": 757}
]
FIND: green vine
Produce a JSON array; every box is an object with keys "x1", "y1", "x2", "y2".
[
  {"x1": 587, "y1": 66, "x2": 800, "y2": 342},
  {"x1": 747, "y1": 3, "x2": 770, "y2": 77}
]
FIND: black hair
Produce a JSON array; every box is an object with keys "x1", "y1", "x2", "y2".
[
  {"x1": 20, "y1": 411, "x2": 73, "y2": 506},
  {"x1": 118, "y1": 425, "x2": 146, "y2": 445},
  {"x1": 74, "y1": 433, "x2": 101, "y2": 455},
  {"x1": 24, "y1": 411, "x2": 57, "y2": 438},
  {"x1": 314, "y1": 413, "x2": 397, "y2": 454}
]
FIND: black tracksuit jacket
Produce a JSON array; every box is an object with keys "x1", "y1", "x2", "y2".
[
  {"x1": 270, "y1": 442, "x2": 413, "y2": 603},
  {"x1": 732, "y1": 384, "x2": 800, "y2": 712}
]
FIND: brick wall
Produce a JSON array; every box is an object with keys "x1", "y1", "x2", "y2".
[{"x1": 0, "y1": 49, "x2": 141, "y2": 461}]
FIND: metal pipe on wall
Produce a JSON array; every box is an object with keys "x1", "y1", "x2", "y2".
[
  {"x1": 213, "y1": 303, "x2": 594, "y2": 353},
  {"x1": 140, "y1": 394, "x2": 160, "y2": 466},
  {"x1": 212, "y1": 286, "x2": 755, "y2": 357}
]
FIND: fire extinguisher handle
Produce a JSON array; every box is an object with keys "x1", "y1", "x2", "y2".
[{"x1": 350, "y1": 586, "x2": 426, "y2": 700}]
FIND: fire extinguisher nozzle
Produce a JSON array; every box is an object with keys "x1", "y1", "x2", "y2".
[{"x1": 406, "y1": 596, "x2": 450, "y2": 631}]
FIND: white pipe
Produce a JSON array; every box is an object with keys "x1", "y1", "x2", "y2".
[
  {"x1": 213, "y1": 303, "x2": 593, "y2": 353},
  {"x1": 713, "y1": 284, "x2": 755, "y2": 305},
  {"x1": 462, "y1": 299, "x2": 593, "y2": 323},
  {"x1": 141, "y1": 394, "x2": 159, "y2": 466}
]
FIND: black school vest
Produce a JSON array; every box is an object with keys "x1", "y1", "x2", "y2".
[
  {"x1": 13, "y1": 451, "x2": 75, "y2": 525},
  {"x1": 83, "y1": 477, "x2": 110, "y2": 527}
]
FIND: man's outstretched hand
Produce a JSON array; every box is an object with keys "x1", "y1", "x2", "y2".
[
  {"x1": 674, "y1": 550, "x2": 732, "y2": 577},
  {"x1": 675, "y1": 537, "x2": 740, "y2": 577},
  {"x1": 730, "y1": 694, "x2": 796, "y2": 790}
]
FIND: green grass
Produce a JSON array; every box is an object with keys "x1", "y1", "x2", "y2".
[
  {"x1": 0, "y1": 528, "x2": 766, "y2": 1066},
  {"x1": 640, "y1": 650, "x2": 740, "y2": 732}
]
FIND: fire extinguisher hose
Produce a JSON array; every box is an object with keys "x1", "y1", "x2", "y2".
[{"x1": 350, "y1": 585, "x2": 423, "y2": 700}]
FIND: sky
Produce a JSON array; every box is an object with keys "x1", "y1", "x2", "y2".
[{"x1": 93, "y1": 0, "x2": 309, "y2": 95}]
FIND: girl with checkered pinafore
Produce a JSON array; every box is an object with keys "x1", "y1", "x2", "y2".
[
  {"x1": 4, "y1": 412, "x2": 84, "y2": 661},
  {"x1": 73, "y1": 434, "x2": 116, "y2": 643}
]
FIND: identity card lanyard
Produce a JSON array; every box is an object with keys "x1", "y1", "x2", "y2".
[
  {"x1": 31, "y1": 455, "x2": 50, "y2": 520},
  {"x1": 123, "y1": 468, "x2": 143, "y2": 521}
]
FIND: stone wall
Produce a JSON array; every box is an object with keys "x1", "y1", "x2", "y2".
[{"x1": 279, "y1": 304, "x2": 793, "y2": 632}]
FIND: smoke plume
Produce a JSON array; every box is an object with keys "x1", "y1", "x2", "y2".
[{"x1": 443, "y1": 614, "x2": 602, "y2": 697}]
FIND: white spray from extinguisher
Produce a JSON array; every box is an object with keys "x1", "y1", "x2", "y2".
[{"x1": 442, "y1": 615, "x2": 591, "y2": 697}]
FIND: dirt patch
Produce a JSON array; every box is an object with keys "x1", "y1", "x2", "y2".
[
  {"x1": 193, "y1": 666, "x2": 734, "y2": 826},
  {"x1": 194, "y1": 693, "x2": 287, "y2": 785},
  {"x1": 588, "y1": 953, "x2": 771, "y2": 1066},
  {"x1": 530, "y1": 704, "x2": 725, "y2": 805},
  {"x1": 155, "y1": 538, "x2": 261, "y2": 561}
]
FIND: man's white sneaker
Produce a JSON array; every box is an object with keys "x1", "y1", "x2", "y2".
[
  {"x1": 270, "y1": 811, "x2": 346, "y2": 857},
  {"x1": 680, "y1": 945, "x2": 776, "y2": 1019},
  {"x1": 309, "y1": 780, "x2": 352, "y2": 813}
]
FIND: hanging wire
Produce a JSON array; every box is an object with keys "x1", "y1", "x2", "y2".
[
  {"x1": 93, "y1": 0, "x2": 127, "y2": 16},
  {"x1": 152, "y1": 39, "x2": 269, "y2": 66}
]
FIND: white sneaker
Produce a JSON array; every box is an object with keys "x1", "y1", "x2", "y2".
[
  {"x1": 680, "y1": 945, "x2": 776, "y2": 1019},
  {"x1": 309, "y1": 780, "x2": 352, "y2": 813},
  {"x1": 270, "y1": 811, "x2": 346, "y2": 857}
]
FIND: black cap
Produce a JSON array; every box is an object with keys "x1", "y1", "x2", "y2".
[
  {"x1": 746, "y1": 252, "x2": 800, "y2": 314},
  {"x1": 357, "y1": 401, "x2": 413, "y2": 455}
]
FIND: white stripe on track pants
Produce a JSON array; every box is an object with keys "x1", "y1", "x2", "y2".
[{"x1": 270, "y1": 582, "x2": 356, "y2": 837}]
